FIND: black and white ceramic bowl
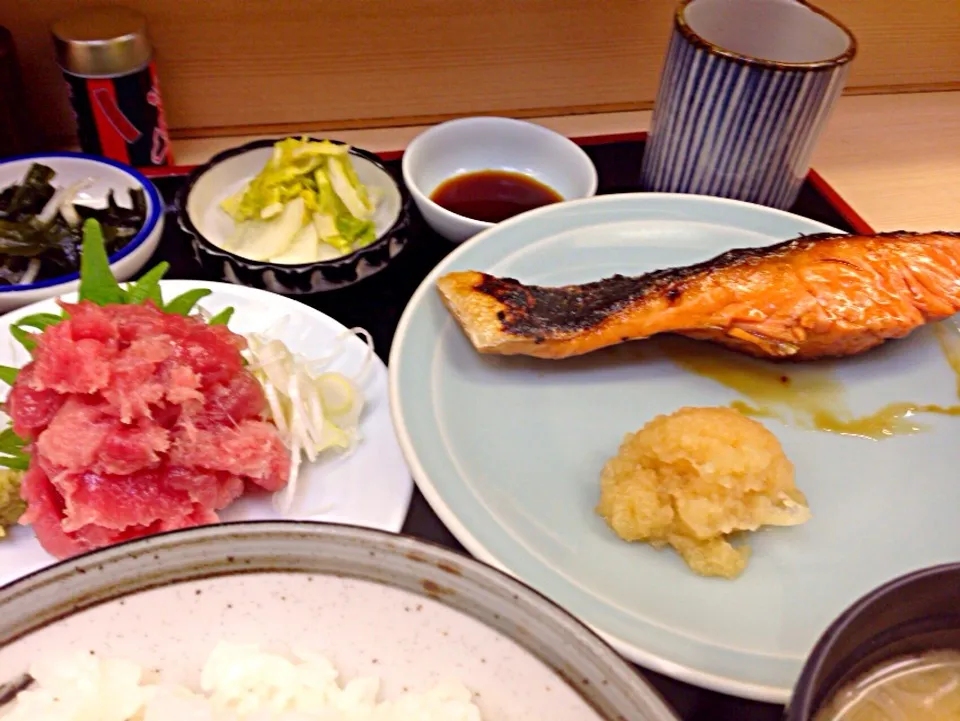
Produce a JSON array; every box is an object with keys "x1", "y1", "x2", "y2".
[{"x1": 176, "y1": 139, "x2": 410, "y2": 295}]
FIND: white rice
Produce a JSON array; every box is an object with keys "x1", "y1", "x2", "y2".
[{"x1": 2, "y1": 642, "x2": 483, "y2": 720}]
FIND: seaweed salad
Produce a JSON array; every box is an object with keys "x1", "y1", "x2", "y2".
[{"x1": 0, "y1": 163, "x2": 147, "y2": 286}]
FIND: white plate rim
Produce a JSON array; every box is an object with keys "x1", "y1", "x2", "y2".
[{"x1": 388, "y1": 192, "x2": 843, "y2": 703}]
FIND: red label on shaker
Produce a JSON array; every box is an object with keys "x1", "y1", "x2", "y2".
[
  {"x1": 86, "y1": 77, "x2": 135, "y2": 163},
  {"x1": 147, "y1": 62, "x2": 171, "y2": 165},
  {"x1": 64, "y1": 60, "x2": 173, "y2": 168}
]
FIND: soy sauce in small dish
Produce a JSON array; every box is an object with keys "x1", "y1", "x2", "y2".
[{"x1": 430, "y1": 170, "x2": 563, "y2": 223}]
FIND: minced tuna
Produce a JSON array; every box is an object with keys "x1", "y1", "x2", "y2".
[{"x1": 6, "y1": 300, "x2": 290, "y2": 559}]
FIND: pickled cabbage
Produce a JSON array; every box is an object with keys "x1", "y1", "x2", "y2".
[{"x1": 220, "y1": 138, "x2": 378, "y2": 263}]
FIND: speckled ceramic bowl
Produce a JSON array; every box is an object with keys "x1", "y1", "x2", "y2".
[
  {"x1": 0, "y1": 521, "x2": 678, "y2": 721},
  {"x1": 176, "y1": 139, "x2": 410, "y2": 295}
]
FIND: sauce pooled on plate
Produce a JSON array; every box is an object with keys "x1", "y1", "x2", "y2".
[{"x1": 660, "y1": 333, "x2": 960, "y2": 440}]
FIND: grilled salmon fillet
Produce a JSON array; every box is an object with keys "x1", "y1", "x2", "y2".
[{"x1": 436, "y1": 231, "x2": 960, "y2": 360}]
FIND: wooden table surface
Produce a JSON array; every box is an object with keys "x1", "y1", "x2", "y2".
[{"x1": 172, "y1": 91, "x2": 960, "y2": 233}]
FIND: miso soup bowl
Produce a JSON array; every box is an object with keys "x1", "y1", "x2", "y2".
[
  {"x1": 402, "y1": 117, "x2": 598, "y2": 243},
  {"x1": 785, "y1": 562, "x2": 960, "y2": 720}
]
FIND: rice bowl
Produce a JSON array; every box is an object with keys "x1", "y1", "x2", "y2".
[
  {"x1": 0, "y1": 522, "x2": 679, "y2": 721},
  {"x1": 5, "y1": 641, "x2": 483, "y2": 720}
]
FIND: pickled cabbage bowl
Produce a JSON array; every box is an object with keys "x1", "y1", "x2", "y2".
[{"x1": 177, "y1": 138, "x2": 409, "y2": 295}]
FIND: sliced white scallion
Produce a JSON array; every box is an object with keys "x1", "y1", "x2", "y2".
[
  {"x1": 18, "y1": 259, "x2": 41, "y2": 285},
  {"x1": 315, "y1": 373, "x2": 353, "y2": 415},
  {"x1": 347, "y1": 327, "x2": 375, "y2": 385},
  {"x1": 57, "y1": 178, "x2": 94, "y2": 227},
  {"x1": 36, "y1": 178, "x2": 93, "y2": 225},
  {"x1": 59, "y1": 202, "x2": 81, "y2": 227},
  {"x1": 36, "y1": 191, "x2": 62, "y2": 225},
  {"x1": 243, "y1": 330, "x2": 370, "y2": 515}
]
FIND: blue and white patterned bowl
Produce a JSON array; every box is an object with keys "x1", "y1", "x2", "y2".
[
  {"x1": 176, "y1": 139, "x2": 410, "y2": 295},
  {"x1": 0, "y1": 152, "x2": 164, "y2": 313}
]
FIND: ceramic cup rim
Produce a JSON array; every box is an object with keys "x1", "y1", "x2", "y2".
[{"x1": 675, "y1": 0, "x2": 858, "y2": 71}]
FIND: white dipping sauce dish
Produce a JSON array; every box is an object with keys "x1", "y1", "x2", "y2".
[{"x1": 402, "y1": 117, "x2": 598, "y2": 243}]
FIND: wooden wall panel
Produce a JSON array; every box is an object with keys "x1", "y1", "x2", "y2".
[
  {"x1": 816, "y1": 0, "x2": 960, "y2": 90},
  {"x1": 1, "y1": 0, "x2": 958, "y2": 145}
]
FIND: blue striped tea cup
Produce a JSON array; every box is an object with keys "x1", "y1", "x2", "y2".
[{"x1": 641, "y1": 0, "x2": 857, "y2": 210}]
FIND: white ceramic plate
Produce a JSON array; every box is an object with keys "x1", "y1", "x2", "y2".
[
  {"x1": 0, "y1": 281, "x2": 413, "y2": 586},
  {"x1": 389, "y1": 193, "x2": 960, "y2": 702}
]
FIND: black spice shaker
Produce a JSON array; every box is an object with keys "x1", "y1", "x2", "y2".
[
  {"x1": 52, "y1": 5, "x2": 173, "y2": 167},
  {"x1": 0, "y1": 26, "x2": 35, "y2": 157}
]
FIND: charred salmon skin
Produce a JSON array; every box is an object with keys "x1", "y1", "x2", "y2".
[{"x1": 436, "y1": 231, "x2": 960, "y2": 360}]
